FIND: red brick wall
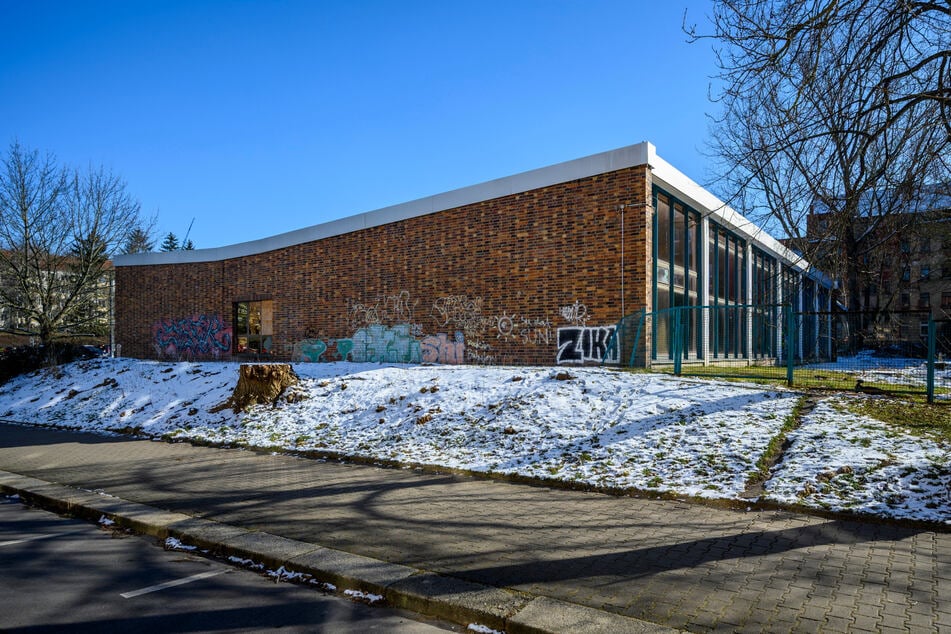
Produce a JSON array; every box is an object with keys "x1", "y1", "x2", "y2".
[{"x1": 115, "y1": 165, "x2": 653, "y2": 365}]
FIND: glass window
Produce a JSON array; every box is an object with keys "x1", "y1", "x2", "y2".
[
  {"x1": 234, "y1": 300, "x2": 274, "y2": 354},
  {"x1": 919, "y1": 292, "x2": 931, "y2": 308},
  {"x1": 656, "y1": 194, "x2": 670, "y2": 266},
  {"x1": 653, "y1": 188, "x2": 702, "y2": 360}
]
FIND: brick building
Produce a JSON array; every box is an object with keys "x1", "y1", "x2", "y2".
[
  {"x1": 796, "y1": 189, "x2": 951, "y2": 349},
  {"x1": 113, "y1": 142, "x2": 830, "y2": 366}
]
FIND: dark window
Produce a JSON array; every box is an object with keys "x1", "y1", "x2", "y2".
[
  {"x1": 921, "y1": 266, "x2": 931, "y2": 281},
  {"x1": 234, "y1": 300, "x2": 274, "y2": 354},
  {"x1": 901, "y1": 293, "x2": 911, "y2": 308},
  {"x1": 919, "y1": 292, "x2": 931, "y2": 308},
  {"x1": 941, "y1": 292, "x2": 951, "y2": 308}
]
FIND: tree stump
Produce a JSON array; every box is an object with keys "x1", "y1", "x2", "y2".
[{"x1": 220, "y1": 364, "x2": 299, "y2": 412}]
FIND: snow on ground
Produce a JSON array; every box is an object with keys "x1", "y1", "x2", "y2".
[
  {"x1": 764, "y1": 396, "x2": 950, "y2": 523},
  {"x1": 807, "y1": 353, "x2": 951, "y2": 395},
  {"x1": 0, "y1": 358, "x2": 948, "y2": 523}
]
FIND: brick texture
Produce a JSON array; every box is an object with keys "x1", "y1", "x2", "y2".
[{"x1": 115, "y1": 165, "x2": 654, "y2": 365}]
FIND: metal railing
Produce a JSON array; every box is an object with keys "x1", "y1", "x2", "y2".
[{"x1": 604, "y1": 306, "x2": 944, "y2": 401}]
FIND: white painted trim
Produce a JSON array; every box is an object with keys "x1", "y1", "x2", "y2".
[
  {"x1": 114, "y1": 140, "x2": 830, "y2": 288},
  {"x1": 114, "y1": 142, "x2": 654, "y2": 267},
  {"x1": 648, "y1": 154, "x2": 826, "y2": 282}
]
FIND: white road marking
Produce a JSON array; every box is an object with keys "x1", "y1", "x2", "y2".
[
  {"x1": 121, "y1": 569, "x2": 226, "y2": 598},
  {"x1": 0, "y1": 529, "x2": 85, "y2": 547}
]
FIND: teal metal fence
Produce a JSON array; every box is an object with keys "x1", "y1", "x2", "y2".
[{"x1": 604, "y1": 306, "x2": 943, "y2": 402}]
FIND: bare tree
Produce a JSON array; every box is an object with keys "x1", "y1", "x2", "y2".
[
  {"x1": 692, "y1": 0, "x2": 951, "y2": 347},
  {"x1": 0, "y1": 142, "x2": 143, "y2": 351}
]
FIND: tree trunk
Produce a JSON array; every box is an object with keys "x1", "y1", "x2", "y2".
[{"x1": 221, "y1": 364, "x2": 299, "y2": 413}]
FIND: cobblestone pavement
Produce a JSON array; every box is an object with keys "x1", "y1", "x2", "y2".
[{"x1": 0, "y1": 423, "x2": 948, "y2": 633}]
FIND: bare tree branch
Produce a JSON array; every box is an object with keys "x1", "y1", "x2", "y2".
[{"x1": 0, "y1": 142, "x2": 143, "y2": 349}]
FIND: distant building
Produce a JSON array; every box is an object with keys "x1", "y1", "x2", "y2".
[
  {"x1": 0, "y1": 259, "x2": 113, "y2": 348},
  {"x1": 795, "y1": 187, "x2": 951, "y2": 349},
  {"x1": 113, "y1": 142, "x2": 832, "y2": 366}
]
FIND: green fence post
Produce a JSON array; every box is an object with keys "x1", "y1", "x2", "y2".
[
  {"x1": 602, "y1": 315, "x2": 623, "y2": 367},
  {"x1": 672, "y1": 308, "x2": 683, "y2": 376},
  {"x1": 927, "y1": 315, "x2": 936, "y2": 403},
  {"x1": 785, "y1": 305, "x2": 795, "y2": 387},
  {"x1": 630, "y1": 309, "x2": 646, "y2": 368}
]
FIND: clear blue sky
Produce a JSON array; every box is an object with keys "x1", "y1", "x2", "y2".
[{"x1": 1, "y1": 1, "x2": 720, "y2": 250}]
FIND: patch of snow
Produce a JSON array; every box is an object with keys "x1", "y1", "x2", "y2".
[
  {"x1": 344, "y1": 589, "x2": 383, "y2": 603},
  {"x1": 764, "y1": 396, "x2": 950, "y2": 522},
  {"x1": 1, "y1": 358, "x2": 947, "y2": 522},
  {"x1": 468, "y1": 625, "x2": 503, "y2": 634},
  {"x1": 164, "y1": 536, "x2": 197, "y2": 551}
]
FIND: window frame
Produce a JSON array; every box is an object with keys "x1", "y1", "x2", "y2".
[{"x1": 234, "y1": 299, "x2": 275, "y2": 355}]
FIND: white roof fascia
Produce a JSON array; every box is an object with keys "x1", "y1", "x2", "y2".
[
  {"x1": 648, "y1": 153, "x2": 826, "y2": 281},
  {"x1": 114, "y1": 142, "x2": 654, "y2": 267}
]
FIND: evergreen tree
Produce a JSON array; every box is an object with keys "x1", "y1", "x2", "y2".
[
  {"x1": 123, "y1": 226, "x2": 154, "y2": 254},
  {"x1": 160, "y1": 232, "x2": 179, "y2": 252},
  {"x1": 182, "y1": 239, "x2": 195, "y2": 250}
]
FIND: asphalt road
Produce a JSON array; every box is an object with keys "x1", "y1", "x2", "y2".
[{"x1": 0, "y1": 494, "x2": 457, "y2": 633}]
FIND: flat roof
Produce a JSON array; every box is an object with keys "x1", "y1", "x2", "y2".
[{"x1": 114, "y1": 141, "x2": 822, "y2": 280}]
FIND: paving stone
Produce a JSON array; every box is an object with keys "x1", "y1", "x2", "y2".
[
  {"x1": 1, "y1": 423, "x2": 948, "y2": 634},
  {"x1": 850, "y1": 613, "x2": 882, "y2": 632},
  {"x1": 823, "y1": 615, "x2": 853, "y2": 632}
]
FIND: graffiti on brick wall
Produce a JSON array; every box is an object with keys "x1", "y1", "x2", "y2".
[
  {"x1": 351, "y1": 324, "x2": 422, "y2": 363},
  {"x1": 421, "y1": 331, "x2": 465, "y2": 364},
  {"x1": 432, "y1": 295, "x2": 492, "y2": 362},
  {"x1": 152, "y1": 314, "x2": 232, "y2": 358},
  {"x1": 556, "y1": 325, "x2": 618, "y2": 364},
  {"x1": 560, "y1": 300, "x2": 589, "y2": 326},
  {"x1": 347, "y1": 290, "x2": 419, "y2": 330},
  {"x1": 290, "y1": 338, "x2": 355, "y2": 362},
  {"x1": 432, "y1": 296, "x2": 485, "y2": 329},
  {"x1": 294, "y1": 338, "x2": 326, "y2": 362},
  {"x1": 465, "y1": 339, "x2": 495, "y2": 364},
  {"x1": 336, "y1": 339, "x2": 354, "y2": 361},
  {"x1": 495, "y1": 312, "x2": 552, "y2": 346}
]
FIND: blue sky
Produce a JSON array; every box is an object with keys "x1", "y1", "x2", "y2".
[{"x1": 1, "y1": 1, "x2": 720, "y2": 250}]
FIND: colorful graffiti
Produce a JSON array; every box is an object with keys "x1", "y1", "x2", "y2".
[
  {"x1": 291, "y1": 338, "x2": 355, "y2": 362},
  {"x1": 351, "y1": 324, "x2": 421, "y2": 363},
  {"x1": 152, "y1": 314, "x2": 232, "y2": 358},
  {"x1": 421, "y1": 331, "x2": 465, "y2": 364},
  {"x1": 292, "y1": 339, "x2": 327, "y2": 362},
  {"x1": 556, "y1": 325, "x2": 618, "y2": 365}
]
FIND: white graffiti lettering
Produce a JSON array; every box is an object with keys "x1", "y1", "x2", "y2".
[
  {"x1": 556, "y1": 326, "x2": 618, "y2": 364},
  {"x1": 559, "y1": 300, "x2": 589, "y2": 326}
]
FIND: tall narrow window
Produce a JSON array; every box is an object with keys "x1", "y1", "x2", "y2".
[
  {"x1": 653, "y1": 189, "x2": 702, "y2": 360},
  {"x1": 235, "y1": 300, "x2": 274, "y2": 354}
]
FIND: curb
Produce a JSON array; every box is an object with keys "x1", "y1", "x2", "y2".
[{"x1": 0, "y1": 469, "x2": 680, "y2": 634}]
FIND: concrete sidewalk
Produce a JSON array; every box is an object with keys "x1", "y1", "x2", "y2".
[{"x1": 0, "y1": 423, "x2": 948, "y2": 633}]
